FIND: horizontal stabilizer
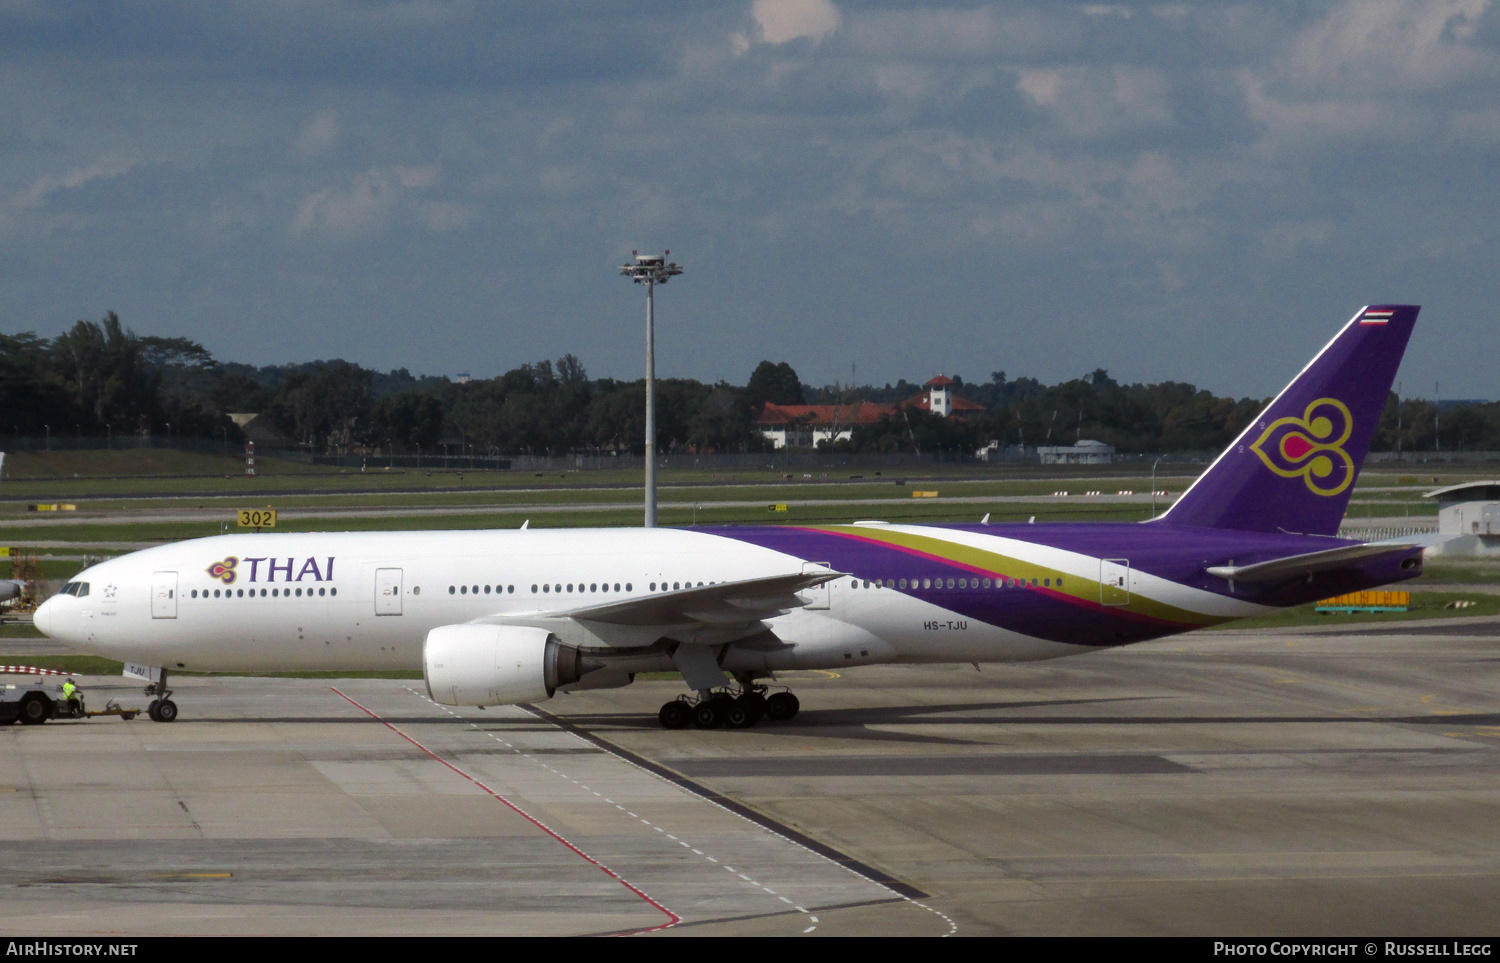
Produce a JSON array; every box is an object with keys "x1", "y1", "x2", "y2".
[{"x1": 1205, "y1": 542, "x2": 1420, "y2": 583}]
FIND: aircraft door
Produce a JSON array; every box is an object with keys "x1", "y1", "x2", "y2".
[
  {"x1": 375, "y1": 568, "x2": 403, "y2": 616},
  {"x1": 151, "y1": 572, "x2": 178, "y2": 619},
  {"x1": 1100, "y1": 559, "x2": 1130, "y2": 606},
  {"x1": 799, "y1": 561, "x2": 831, "y2": 610}
]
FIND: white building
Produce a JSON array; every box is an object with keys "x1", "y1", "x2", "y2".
[
  {"x1": 1423, "y1": 480, "x2": 1500, "y2": 555},
  {"x1": 1036, "y1": 439, "x2": 1115, "y2": 465}
]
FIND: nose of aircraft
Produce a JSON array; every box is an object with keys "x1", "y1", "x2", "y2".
[{"x1": 33, "y1": 596, "x2": 58, "y2": 637}]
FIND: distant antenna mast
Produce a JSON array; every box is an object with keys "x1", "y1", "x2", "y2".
[{"x1": 618, "y1": 250, "x2": 683, "y2": 528}]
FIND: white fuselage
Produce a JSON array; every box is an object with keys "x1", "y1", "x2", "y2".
[{"x1": 34, "y1": 526, "x2": 1267, "y2": 675}]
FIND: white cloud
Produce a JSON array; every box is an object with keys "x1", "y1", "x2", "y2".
[
  {"x1": 12, "y1": 154, "x2": 140, "y2": 210},
  {"x1": 738, "y1": 0, "x2": 841, "y2": 49},
  {"x1": 291, "y1": 164, "x2": 443, "y2": 238},
  {"x1": 1122, "y1": 151, "x2": 1200, "y2": 214},
  {"x1": 1017, "y1": 66, "x2": 1173, "y2": 136},
  {"x1": 1281, "y1": 0, "x2": 1494, "y2": 95},
  {"x1": 844, "y1": 7, "x2": 1069, "y2": 59},
  {"x1": 1239, "y1": 0, "x2": 1498, "y2": 152}
]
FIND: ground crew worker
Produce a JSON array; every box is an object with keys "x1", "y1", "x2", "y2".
[{"x1": 61, "y1": 677, "x2": 81, "y2": 715}]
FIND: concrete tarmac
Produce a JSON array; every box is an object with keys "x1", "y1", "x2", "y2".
[
  {"x1": 2, "y1": 620, "x2": 1498, "y2": 936},
  {"x1": 529, "y1": 622, "x2": 1500, "y2": 936}
]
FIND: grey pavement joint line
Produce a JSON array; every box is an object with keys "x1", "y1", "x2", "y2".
[{"x1": 403, "y1": 686, "x2": 823, "y2": 934}]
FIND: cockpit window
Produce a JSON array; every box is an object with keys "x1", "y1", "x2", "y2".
[{"x1": 60, "y1": 582, "x2": 89, "y2": 597}]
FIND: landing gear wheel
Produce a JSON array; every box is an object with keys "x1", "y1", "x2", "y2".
[
  {"x1": 765, "y1": 692, "x2": 800, "y2": 722},
  {"x1": 739, "y1": 692, "x2": 767, "y2": 723},
  {"x1": 658, "y1": 700, "x2": 693, "y2": 729},
  {"x1": 694, "y1": 697, "x2": 730, "y2": 729},
  {"x1": 726, "y1": 701, "x2": 753, "y2": 729},
  {"x1": 144, "y1": 669, "x2": 173, "y2": 723},
  {"x1": 727, "y1": 693, "x2": 765, "y2": 728},
  {"x1": 18, "y1": 693, "x2": 50, "y2": 725}
]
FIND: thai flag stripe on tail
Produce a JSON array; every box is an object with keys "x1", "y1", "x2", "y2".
[{"x1": 1360, "y1": 309, "x2": 1394, "y2": 324}]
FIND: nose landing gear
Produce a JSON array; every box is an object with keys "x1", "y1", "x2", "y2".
[
  {"x1": 144, "y1": 669, "x2": 178, "y2": 723},
  {"x1": 656, "y1": 680, "x2": 798, "y2": 730}
]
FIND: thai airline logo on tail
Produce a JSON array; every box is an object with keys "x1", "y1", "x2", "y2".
[
  {"x1": 1248, "y1": 398, "x2": 1355, "y2": 497},
  {"x1": 1158, "y1": 304, "x2": 1417, "y2": 535}
]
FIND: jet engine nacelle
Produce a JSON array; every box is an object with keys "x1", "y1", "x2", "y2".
[{"x1": 423, "y1": 624, "x2": 585, "y2": 707}]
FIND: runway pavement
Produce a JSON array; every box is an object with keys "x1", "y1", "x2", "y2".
[{"x1": 2, "y1": 619, "x2": 1498, "y2": 936}]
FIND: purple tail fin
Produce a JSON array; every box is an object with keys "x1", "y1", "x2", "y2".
[{"x1": 1157, "y1": 304, "x2": 1418, "y2": 536}]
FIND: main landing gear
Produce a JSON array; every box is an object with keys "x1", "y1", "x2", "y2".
[
  {"x1": 145, "y1": 669, "x2": 178, "y2": 723},
  {"x1": 657, "y1": 682, "x2": 800, "y2": 730}
]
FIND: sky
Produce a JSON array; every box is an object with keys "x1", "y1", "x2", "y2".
[{"x1": 3, "y1": 1, "x2": 1498, "y2": 399}]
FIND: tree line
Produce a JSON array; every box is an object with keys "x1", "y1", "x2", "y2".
[{"x1": 0, "y1": 312, "x2": 1487, "y2": 456}]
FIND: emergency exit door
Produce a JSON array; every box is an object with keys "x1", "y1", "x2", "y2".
[
  {"x1": 375, "y1": 568, "x2": 403, "y2": 615},
  {"x1": 800, "y1": 561, "x2": 831, "y2": 610},
  {"x1": 151, "y1": 572, "x2": 178, "y2": 619},
  {"x1": 1100, "y1": 559, "x2": 1131, "y2": 606}
]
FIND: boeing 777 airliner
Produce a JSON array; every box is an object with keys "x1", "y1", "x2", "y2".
[{"x1": 34, "y1": 305, "x2": 1423, "y2": 728}]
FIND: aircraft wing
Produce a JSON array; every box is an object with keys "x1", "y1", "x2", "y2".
[
  {"x1": 469, "y1": 569, "x2": 845, "y2": 644},
  {"x1": 1205, "y1": 542, "x2": 1420, "y2": 583},
  {"x1": 550, "y1": 570, "x2": 844, "y2": 626}
]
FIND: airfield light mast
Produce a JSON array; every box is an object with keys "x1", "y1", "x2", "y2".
[{"x1": 618, "y1": 251, "x2": 683, "y2": 528}]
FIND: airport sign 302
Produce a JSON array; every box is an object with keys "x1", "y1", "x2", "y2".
[{"x1": 237, "y1": 509, "x2": 277, "y2": 529}]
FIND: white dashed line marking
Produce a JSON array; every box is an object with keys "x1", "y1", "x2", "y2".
[{"x1": 402, "y1": 687, "x2": 829, "y2": 934}]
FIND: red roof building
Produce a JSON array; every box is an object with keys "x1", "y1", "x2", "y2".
[
  {"x1": 754, "y1": 375, "x2": 985, "y2": 449},
  {"x1": 754, "y1": 401, "x2": 895, "y2": 450},
  {"x1": 905, "y1": 376, "x2": 985, "y2": 418}
]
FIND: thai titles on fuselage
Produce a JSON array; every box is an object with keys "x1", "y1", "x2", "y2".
[{"x1": 206, "y1": 556, "x2": 335, "y2": 585}]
